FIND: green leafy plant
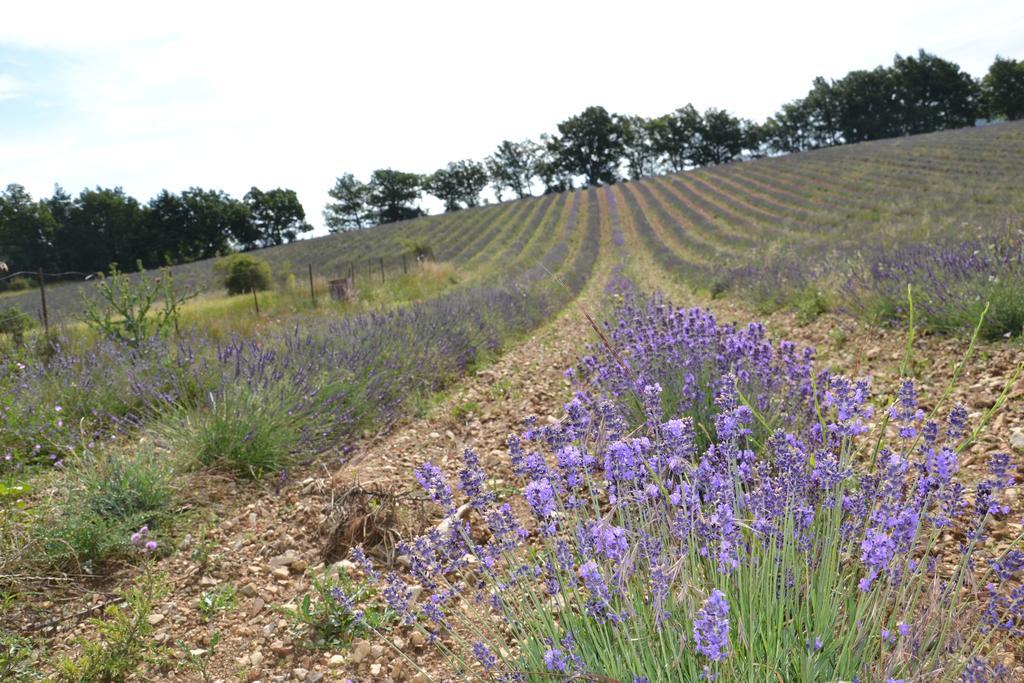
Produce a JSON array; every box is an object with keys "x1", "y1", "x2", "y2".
[
  {"x1": 56, "y1": 571, "x2": 169, "y2": 682},
  {"x1": 793, "y1": 285, "x2": 831, "y2": 325},
  {"x1": 283, "y1": 568, "x2": 391, "y2": 650},
  {"x1": 176, "y1": 632, "x2": 220, "y2": 683},
  {"x1": 188, "y1": 531, "x2": 218, "y2": 575},
  {"x1": 197, "y1": 585, "x2": 236, "y2": 622},
  {"x1": 214, "y1": 253, "x2": 272, "y2": 295},
  {"x1": 0, "y1": 307, "x2": 35, "y2": 345},
  {"x1": 79, "y1": 262, "x2": 194, "y2": 346},
  {"x1": 0, "y1": 630, "x2": 41, "y2": 682},
  {"x1": 451, "y1": 400, "x2": 480, "y2": 421},
  {"x1": 40, "y1": 449, "x2": 176, "y2": 573}
]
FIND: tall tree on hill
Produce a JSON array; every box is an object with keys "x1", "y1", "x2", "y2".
[
  {"x1": 54, "y1": 187, "x2": 145, "y2": 273},
  {"x1": 143, "y1": 189, "x2": 248, "y2": 266},
  {"x1": 243, "y1": 187, "x2": 311, "y2": 249},
  {"x1": 366, "y1": 169, "x2": 424, "y2": 224},
  {"x1": 648, "y1": 105, "x2": 702, "y2": 171},
  {"x1": 619, "y1": 115, "x2": 659, "y2": 179},
  {"x1": 181, "y1": 188, "x2": 252, "y2": 259},
  {"x1": 891, "y1": 50, "x2": 979, "y2": 134},
  {"x1": 982, "y1": 56, "x2": 1024, "y2": 120},
  {"x1": 762, "y1": 100, "x2": 813, "y2": 154},
  {"x1": 691, "y1": 108, "x2": 748, "y2": 166},
  {"x1": 834, "y1": 67, "x2": 902, "y2": 143},
  {"x1": 324, "y1": 173, "x2": 370, "y2": 231},
  {"x1": 427, "y1": 160, "x2": 489, "y2": 212},
  {"x1": 485, "y1": 140, "x2": 538, "y2": 200},
  {"x1": 552, "y1": 106, "x2": 625, "y2": 186},
  {"x1": 0, "y1": 184, "x2": 58, "y2": 273},
  {"x1": 803, "y1": 77, "x2": 844, "y2": 147},
  {"x1": 535, "y1": 134, "x2": 576, "y2": 193}
]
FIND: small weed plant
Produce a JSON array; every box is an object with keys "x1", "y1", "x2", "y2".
[
  {"x1": 197, "y1": 584, "x2": 237, "y2": 622},
  {"x1": 284, "y1": 567, "x2": 392, "y2": 650},
  {"x1": 40, "y1": 449, "x2": 176, "y2": 573},
  {"x1": 57, "y1": 529, "x2": 167, "y2": 682},
  {"x1": 80, "y1": 262, "x2": 194, "y2": 347}
]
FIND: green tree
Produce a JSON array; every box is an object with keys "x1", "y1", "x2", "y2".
[
  {"x1": 619, "y1": 115, "x2": 659, "y2": 179},
  {"x1": 215, "y1": 253, "x2": 273, "y2": 295},
  {"x1": 366, "y1": 169, "x2": 424, "y2": 224},
  {"x1": 891, "y1": 50, "x2": 979, "y2": 134},
  {"x1": 182, "y1": 188, "x2": 252, "y2": 260},
  {"x1": 763, "y1": 100, "x2": 814, "y2": 154},
  {"x1": 982, "y1": 56, "x2": 1024, "y2": 120},
  {"x1": 144, "y1": 189, "x2": 251, "y2": 266},
  {"x1": 649, "y1": 105, "x2": 702, "y2": 171},
  {"x1": 691, "y1": 108, "x2": 747, "y2": 166},
  {"x1": 56, "y1": 187, "x2": 145, "y2": 275},
  {"x1": 803, "y1": 77, "x2": 844, "y2": 147},
  {"x1": 427, "y1": 160, "x2": 489, "y2": 212},
  {"x1": 0, "y1": 184, "x2": 58, "y2": 273},
  {"x1": 242, "y1": 187, "x2": 311, "y2": 248},
  {"x1": 324, "y1": 173, "x2": 370, "y2": 232},
  {"x1": 834, "y1": 67, "x2": 902, "y2": 143},
  {"x1": 535, "y1": 134, "x2": 575, "y2": 194},
  {"x1": 485, "y1": 140, "x2": 538, "y2": 200},
  {"x1": 551, "y1": 106, "x2": 625, "y2": 186}
]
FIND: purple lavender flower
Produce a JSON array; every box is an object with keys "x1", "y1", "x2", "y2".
[
  {"x1": 590, "y1": 522, "x2": 629, "y2": 562},
  {"x1": 472, "y1": 641, "x2": 497, "y2": 672},
  {"x1": 524, "y1": 478, "x2": 556, "y2": 519},
  {"x1": 543, "y1": 648, "x2": 567, "y2": 672},
  {"x1": 693, "y1": 589, "x2": 730, "y2": 662},
  {"x1": 414, "y1": 462, "x2": 455, "y2": 514},
  {"x1": 457, "y1": 448, "x2": 494, "y2": 510}
]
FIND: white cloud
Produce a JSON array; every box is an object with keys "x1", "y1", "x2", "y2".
[
  {"x1": 1, "y1": 0, "x2": 1022, "y2": 234},
  {"x1": 0, "y1": 74, "x2": 22, "y2": 99}
]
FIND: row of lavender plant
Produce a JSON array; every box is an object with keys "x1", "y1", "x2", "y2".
[
  {"x1": 0, "y1": 190, "x2": 600, "y2": 477},
  {"x1": 353, "y1": 291, "x2": 1022, "y2": 682},
  {"x1": 724, "y1": 223, "x2": 1024, "y2": 338}
]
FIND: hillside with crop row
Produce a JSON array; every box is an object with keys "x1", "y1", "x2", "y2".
[
  {"x1": 2, "y1": 123, "x2": 1023, "y2": 682},
  {"x1": 5, "y1": 121, "x2": 1022, "y2": 331}
]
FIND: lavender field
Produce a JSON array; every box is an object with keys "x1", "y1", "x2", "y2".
[{"x1": 2, "y1": 123, "x2": 1023, "y2": 682}]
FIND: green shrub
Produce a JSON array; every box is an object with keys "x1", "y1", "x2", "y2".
[
  {"x1": 0, "y1": 630, "x2": 41, "y2": 682},
  {"x1": 215, "y1": 254, "x2": 272, "y2": 295},
  {"x1": 0, "y1": 307, "x2": 34, "y2": 344},
  {"x1": 1, "y1": 276, "x2": 35, "y2": 292},
  {"x1": 79, "y1": 263, "x2": 193, "y2": 347},
  {"x1": 283, "y1": 568, "x2": 392, "y2": 650},
  {"x1": 196, "y1": 584, "x2": 236, "y2": 622},
  {"x1": 166, "y1": 385, "x2": 298, "y2": 479},
  {"x1": 40, "y1": 450, "x2": 176, "y2": 572},
  {"x1": 401, "y1": 238, "x2": 433, "y2": 260},
  {"x1": 56, "y1": 571, "x2": 169, "y2": 682},
  {"x1": 793, "y1": 285, "x2": 831, "y2": 325}
]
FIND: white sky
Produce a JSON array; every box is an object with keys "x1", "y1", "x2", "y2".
[{"x1": 1, "y1": 0, "x2": 1022, "y2": 235}]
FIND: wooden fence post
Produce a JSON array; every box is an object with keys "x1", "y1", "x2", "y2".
[
  {"x1": 402, "y1": 254, "x2": 407, "y2": 274},
  {"x1": 38, "y1": 268, "x2": 49, "y2": 337},
  {"x1": 252, "y1": 287, "x2": 260, "y2": 317},
  {"x1": 379, "y1": 257, "x2": 385, "y2": 283},
  {"x1": 308, "y1": 264, "x2": 316, "y2": 306}
]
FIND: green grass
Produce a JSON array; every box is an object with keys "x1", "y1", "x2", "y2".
[{"x1": 37, "y1": 449, "x2": 178, "y2": 573}]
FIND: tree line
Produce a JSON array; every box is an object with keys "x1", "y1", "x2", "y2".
[
  {"x1": 324, "y1": 51, "x2": 1024, "y2": 230},
  {"x1": 0, "y1": 184, "x2": 311, "y2": 287}
]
